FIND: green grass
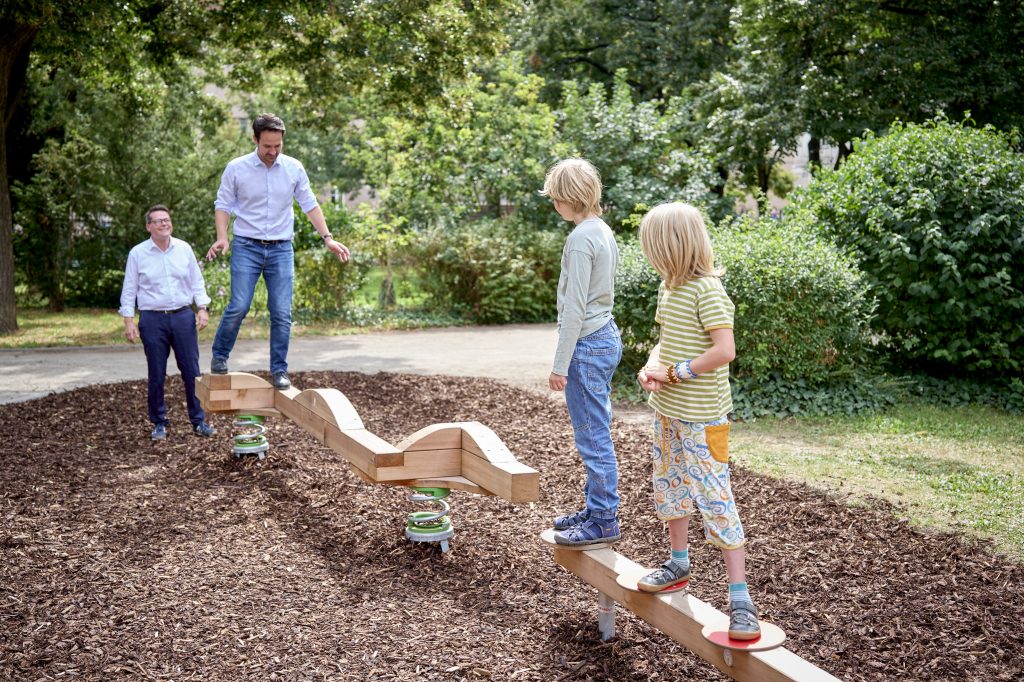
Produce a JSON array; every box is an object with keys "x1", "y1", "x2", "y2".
[{"x1": 732, "y1": 404, "x2": 1024, "y2": 559}]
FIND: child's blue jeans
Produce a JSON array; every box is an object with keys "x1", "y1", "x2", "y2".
[{"x1": 564, "y1": 319, "x2": 623, "y2": 521}]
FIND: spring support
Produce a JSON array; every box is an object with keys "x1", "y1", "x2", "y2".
[
  {"x1": 405, "y1": 487, "x2": 454, "y2": 553},
  {"x1": 233, "y1": 415, "x2": 269, "y2": 460}
]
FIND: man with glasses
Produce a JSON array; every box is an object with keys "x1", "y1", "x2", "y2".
[
  {"x1": 120, "y1": 205, "x2": 216, "y2": 441},
  {"x1": 205, "y1": 112, "x2": 350, "y2": 390}
]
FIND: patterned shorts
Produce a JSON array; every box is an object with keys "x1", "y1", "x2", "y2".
[{"x1": 651, "y1": 412, "x2": 746, "y2": 550}]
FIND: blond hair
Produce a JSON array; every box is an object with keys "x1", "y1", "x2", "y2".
[
  {"x1": 540, "y1": 157, "x2": 603, "y2": 216},
  {"x1": 639, "y1": 202, "x2": 723, "y2": 288}
]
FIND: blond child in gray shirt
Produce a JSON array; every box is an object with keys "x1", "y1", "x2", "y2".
[{"x1": 541, "y1": 158, "x2": 623, "y2": 549}]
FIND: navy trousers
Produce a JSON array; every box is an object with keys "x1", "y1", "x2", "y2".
[{"x1": 139, "y1": 308, "x2": 204, "y2": 426}]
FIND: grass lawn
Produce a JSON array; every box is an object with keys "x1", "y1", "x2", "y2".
[
  {"x1": 733, "y1": 405, "x2": 1024, "y2": 559},
  {"x1": 4, "y1": 307, "x2": 1023, "y2": 560}
]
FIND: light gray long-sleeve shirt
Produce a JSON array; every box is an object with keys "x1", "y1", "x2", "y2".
[{"x1": 552, "y1": 217, "x2": 618, "y2": 375}]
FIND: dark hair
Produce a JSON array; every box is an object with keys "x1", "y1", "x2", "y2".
[
  {"x1": 145, "y1": 204, "x2": 171, "y2": 224},
  {"x1": 253, "y1": 113, "x2": 286, "y2": 141}
]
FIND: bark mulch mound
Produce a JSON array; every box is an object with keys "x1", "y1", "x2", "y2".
[{"x1": 1, "y1": 371, "x2": 1021, "y2": 681}]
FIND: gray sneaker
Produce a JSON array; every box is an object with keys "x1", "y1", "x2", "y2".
[
  {"x1": 151, "y1": 423, "x2": 167, "y2": 441},
  {"x1": 271, "y1": 372, "x2": 291, "y2": 390},
  {"x1": 728, "y1": 599, "x2": 761, "y2": 641},
  {"x1": 638, "y1": 559, "x2": 691, "y2": 593},
  {"x1": 210, "y1": 357, "x2": 228, "y2": 374}
]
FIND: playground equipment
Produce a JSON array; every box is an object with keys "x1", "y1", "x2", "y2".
[
  {"x1": 405, "y1": 487, "x2": 455, "y2": 552},
  {"x1": 196, "y1": 373, "x2": 540, "y2": 550},
  {"x1": 539, "y1": 531, "x2": 839, "y2": 682},
  {"x1": 232, "y1": 414, "x2": 269, "y2": 460}
]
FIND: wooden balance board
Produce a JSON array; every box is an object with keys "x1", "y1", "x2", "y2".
[
  {"x1": 538, "y1": 528, "x2": 618, "y2": 551},
  {"x1": 614, "y1": 565, "x2": 690, "y2": 594}
]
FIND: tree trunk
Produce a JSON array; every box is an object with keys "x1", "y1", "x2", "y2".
[
  {"x1": 807, "y1": 135, "x2": 821, "y2": 170},
  {"x1": 0, "y1": 20, "x2": 39, "y2": 334}
]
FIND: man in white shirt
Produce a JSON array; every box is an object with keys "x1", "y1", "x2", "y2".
[
  {"x1": 120, "y1": 205, "x2": 216, "y2": 441},
  {"x1": 206, "y1": 113, "x2": 351, "y2": 390}
]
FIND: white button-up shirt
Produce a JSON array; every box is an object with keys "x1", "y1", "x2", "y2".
[
  {"x1": 119, "y1": 237, "x2": 211, "y2": 317},
  {"x1": 214, "y1": 150, "x2": 319, "y2": 241}
]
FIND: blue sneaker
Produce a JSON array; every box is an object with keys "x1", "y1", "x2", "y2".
[
  {"x1": 553, "y1": 509, "x2": 589, "y2": 531},
  {"x1": 193, "y1": 422, "x2": 216, "y2": 437},
  {"x1": 553, "y1": 517, "x2": 620, "y2": 549},
  {"x1": 151, "y1": 423, "x2": 167, "y2": 441},
  {"x1": 638, "y1": 559, "x2": 691, "y2": 593}
]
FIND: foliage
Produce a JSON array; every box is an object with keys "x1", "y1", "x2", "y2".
[
  {"x1": 612, "y1": 240, "x2": 662, "y2": 375},
  {"x1": 346, "y1": 56, "x2": 563, "y2": 230},
  {"x1": 11, "y1": 58, "x2": 241, "y2": 311},
  {"x1": 614, "y1": 214, "x2": 873, "y2": 385},
  {"x1": 516, "y1": 0, "x2": 734, "y2": 102},
  {"x1": 730, "y1": 373, "x2": 898, "y2": 421},
  {"x1": 897, "y1": 375, "x2": 1024, "y2": 415},
  {"x1": 557, "y1": 72, "x2": 731, "y2": 227},
  {"x1": 412, "y1": 218, "x2": 562, "y2": 324},
  {"x1": 787, "y1": 118, "x2": 1024, "y2": 378},
  {"x1": 714, "y1": 215, "x2": 875, "y2": 383},
  {"x1": 292, "y1": 249, "x2": 372, "y2": 320},
  {"x1": 729, "y1": 0, "x2": 1024, "y2": 155}
]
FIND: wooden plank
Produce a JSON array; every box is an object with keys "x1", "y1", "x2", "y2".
[
  {"x1": 294, "y1": 388, "x2": 364, "y2": 431},
  {"x1": 396, "y1": 423, "x2": 464, "y2": 452},
  {"x1": 460, "y1": 422, "x2": 516, "y2": 463},
  {"x1": 355, "y1": 475, "x2": 487, "y2": 496},
  {"x1": 273, "y1": 387, "x2": 303, "y2": 422},
  {"x1": 202, "y1": 372, "x2": 271, "y2": 390},
  {"x1": 549, "y1": 547, "x2": 841, "y2": 682},
  {"x1": 204, "y1": 388, "x2": 275, "y2": 410},
  {"x1": 374, "y1": 448, "x2": 463, "y2": 482},
  {"x1": 324, "y1": 425, "x2": 404, "y2": 477},
  {"x1": 461, "y1": 451, "x2": 540, "y2": 503}
]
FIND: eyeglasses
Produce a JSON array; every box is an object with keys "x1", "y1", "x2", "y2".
[{"x1": 148, "y1": 218, "x2": 172, "y2": 226}]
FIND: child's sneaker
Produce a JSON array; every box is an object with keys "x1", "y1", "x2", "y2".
[
  {"x1": 638, "y1": 559, "x2": 691, "y2": 593},
  {"x1": 553, "y1": 517, "x2": 620, "y2": 548},
  {"x1": 552, "y1": 509, "x2": 589, "y2": 531},
  {"x1": 728, "y1": 599, "x2": 761, "y2": 641}
]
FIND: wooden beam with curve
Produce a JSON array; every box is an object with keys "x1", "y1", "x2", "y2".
[
  {"x1": 195, "y1": 373, "x2": 540, "y2": 504},
  {"x1": 545, "y1": 544, "x2": 842, "y2": 682}
]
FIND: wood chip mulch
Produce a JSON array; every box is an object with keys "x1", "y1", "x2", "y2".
[{"x1": 1, "y1": 371, "x2": 1022, "y2": 681}]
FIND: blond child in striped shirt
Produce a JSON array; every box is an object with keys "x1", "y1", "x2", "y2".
[{"x1": 635, "y1": 202, "x2": 760, "y2": 641}]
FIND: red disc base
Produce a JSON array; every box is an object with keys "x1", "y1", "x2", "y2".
[{"x1": 701, "y1": 621, "x2": 786, "y2": 652}]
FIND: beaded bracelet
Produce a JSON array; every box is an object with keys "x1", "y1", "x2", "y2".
[
  {"x1": 666, "y1": 363, "x2": 680, "y2": 384},
  {"x1": 682, "y1": 359, "x2": 699, "y2": 379}
]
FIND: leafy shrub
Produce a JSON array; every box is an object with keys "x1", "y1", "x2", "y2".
[
  {"x1": 412, "y1": 218, "x2": 562, "y2": 324},
  {"x1": 293, "y1": 249, "x2": 372, "y2": 319},
  {"x1": 787, "y1": 117, "x2": 1024, "y2": 378},
  {"x1": 65, "y1": 268, "x2": 124, "y2": 308},
  {"x1": 613, "y1": 216, "x2": 874, "y2": 388},
  {"x1": 715, "y1": 216, "x2": 875, "y2": 383}
]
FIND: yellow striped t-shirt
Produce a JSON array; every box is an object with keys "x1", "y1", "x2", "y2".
[{"x1": 648, "y1": 277, "x2": 734, "y2": 421}]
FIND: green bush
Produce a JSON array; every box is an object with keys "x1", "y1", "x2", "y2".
[
  {"x1": 65, "y1": 267, "x2": 124, "y2": 308},
  {"x1": 614, "y1": 216, "x2": 873, "y2": 385},
  {"x1": 293, "y1": 249, "x2": 372, "y2": 319},
  {"x1": 413, "y1": 218, "x2": 562, "y2": 324},
  {"x1": 715, "y1": 216, "x2": 874, "y2": 383},
  {"x1": 787, "y1": 117, "x2": 1024, "y2": 378}
]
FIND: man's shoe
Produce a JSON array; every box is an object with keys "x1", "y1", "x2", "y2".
[
  {"x1": 210, "y1": 357, "x2": 228, "y2": 374},
  {"x1": 151, "y1": 423, "x2": 167, "y2": 441},
  {"x1": 271, "y1": 372, "x2": 291, "y2": 390},
  {"x1": 728, "y1": 599, "x2": 761, "y2": 641},
  {"x1": 193, "y1": 422, "x2": 216, "y2": 437}
]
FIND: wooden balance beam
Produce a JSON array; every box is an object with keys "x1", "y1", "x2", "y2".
[
  {"x1": 196, "y1": 372, "x2": 539, "y2": 503},
  {"x1": 543, "y1": 543, "x2": 842, "y2": 682}
]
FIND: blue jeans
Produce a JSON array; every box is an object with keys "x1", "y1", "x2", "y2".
[
  {"x1": 139, "y1": 308, "x2": 204, "y2": 426},
  {"x1": 564, "y1": 319, "x2": 623, "y2": 520},
  {"x1": 212, "y1": 237, "x2": 294, "y2": 374}
]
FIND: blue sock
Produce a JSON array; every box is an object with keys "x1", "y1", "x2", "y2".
[
  {"x1": 671, "y1": 548, "x2": 689, "y2": 565},
  {"x1": 729, "y1": 582, "x2": 751, "y2": 603}
]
